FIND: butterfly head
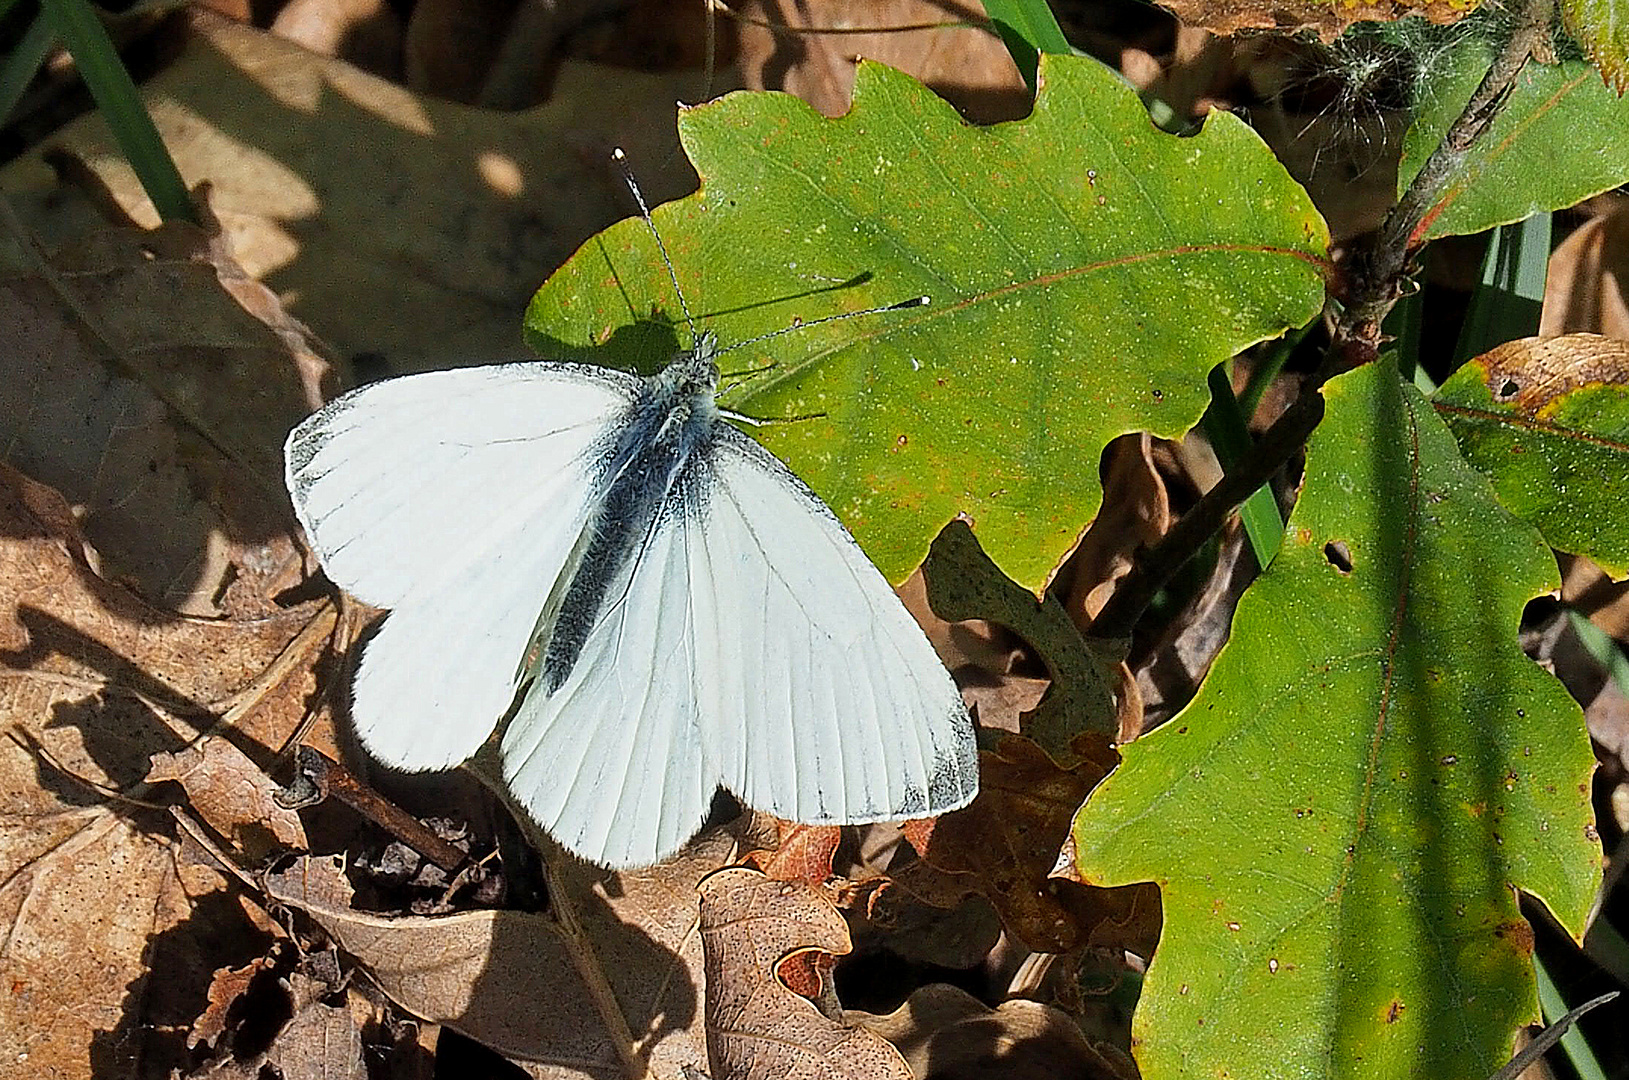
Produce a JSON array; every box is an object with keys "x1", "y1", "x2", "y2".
[{"x1": 663, "y1": 329, "x2": 721, "y2": 399}]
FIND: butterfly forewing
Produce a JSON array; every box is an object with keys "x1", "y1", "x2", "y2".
[
  {"x1": 285, "y1": 363, "x2": 640, "y2": 769},
  {"x1": 286, "y1": 364, "x2": 639, "y2": 606}
]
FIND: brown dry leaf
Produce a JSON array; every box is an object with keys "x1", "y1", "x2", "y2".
[
  {"x1": 0, "y1": 11, "x2": 721, "y2": 376},
  {"x1": 853, "y1": 982, "x2": 1132, "y2": 1080},
  {"x1": 260, "y1": 973, "x2": 369, "y2": 1080},
  {"x1": 1063, "y1": 435, "x2": 1170, "y2": 626},
  {"x1": 146, "y1": 736, "x2": 308, "y2": 860},
  {"x1": 902, "y1": 734, "x2": 1159, "y2": 956},
  {"x1": 1543, "y1": 198, "x2": 1629, "y2": 340},
  {"x1": 265, "y1": 827, "x2": 756, "y2": 1075},
  {"x1": 859, "y1": 882, "x2": 1004, "y2": 972},
  {"x1": 749, "y1": 821, "x2": 845, "y2": 883},
  {"x1": 1153, "y1": 0, "x2": 1475, "y2": 40},
  {"x1": 0, "y1": 463, "x2": 317, "y2": 799},
  {"x1": 698, "y1": 866, "x2": 912, "y2": 1080},
  {"x1": 263, "y1": 849, "x2": 358, "y2": 910},
  {"x1": 189, "y1": 953, "x2": 276, "y2": 1050},
  {"x1": 186, "y1": 954, "x2": 378, "y2": 1080},
  {"x1": 0, "y1": 810, "x2": 241, "y2": 1079},
  {"x1": 733, "y1": 0, "x2": 1028, "y2": 123},
  {"x1": 268, "y1": 857, "x2": 609, "y2": 1068},
  {"x1": 0, "y1": 465, "x2": 318, "y2": 1078},
  {"x1": 0, "y1": 213, "x2": 321, "y2": 616}
]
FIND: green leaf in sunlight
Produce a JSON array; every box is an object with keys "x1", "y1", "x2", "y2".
[
  {"x1": 1401, "y1": 43, "x2": 1629, "y2": 242},
  {"x1": 983, "y1": 0, "x2": 1075, "y2": 93},
  {"x1": 1435, "y1": 334, "x2": 1629, "y2": 577},
  {"x1": 526, "y1": 53, "x2": 1329, "y2": 588},
  {"x1": 1066, "y1": 362, "x2": 1599, "y2": 1079},
  {"x1": 1560, "y1": 0, "x2": 1629, "y2": 93}
]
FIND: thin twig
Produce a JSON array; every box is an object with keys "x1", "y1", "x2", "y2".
[
  {"x1": 542, "y1": 854, "x2": 646, "y2": 1080},
  {"x1": 1486, "y1": 990, "x2": 1618, "y2": 1080},
  {"x1": 1090, "y1": 379, "x2": 1325, "y2": 638},
  {"x1": 1335, "y1": 0, "x2": 1555, "y2": 366},
  {"x1": 283, "y1": 746, "x2": 472, "y2": 876},
  {"x1": 1089, "y1": 0, "x2": 1555, "y2": 639}
]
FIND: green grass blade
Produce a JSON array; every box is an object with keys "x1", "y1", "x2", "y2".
[
  {"x1": 982, "y1": 0, "x2": 1073, "y2": 93},
  {"x1": 1235, "y1": 321, "x2": 1309, "y2": 421},
  {"x1": 1566, "y1": 610, "x2": 1629, "y2": 693},
  {"x1": 38, "y1": 0, "x2": 194, "y2": 223},
  {"x1": 1534, "y1": 953, "x2": 1611, "y2": 1080},
  {"x1": 1203, "y1": 363, "x2": 1284, "y2": 569},
  {"x1": 0, "y1": 11, "x2": 55, "y2": 126},
  {"x1": 1384, "y1": 281, "x2": 1430, "y2": 391},
  {"x1": 1454, "y1": 212, "x2": 1550, "y2": 364}
]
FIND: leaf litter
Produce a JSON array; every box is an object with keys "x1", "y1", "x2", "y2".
[{"x1": 0, "y1": 3, "x2": 1623, "y2": 1079}]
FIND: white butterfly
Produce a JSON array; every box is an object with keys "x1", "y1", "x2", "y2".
[{"x1": 284, "y1": 187, "x2": 979, "y2": 869}]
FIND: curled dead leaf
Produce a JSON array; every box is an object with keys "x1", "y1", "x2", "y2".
[
  {"x1": 1543, "y1": 199, "x2": 1629, "y2": 339},
  {"x1": 266, "y1": 825, "x2": 757, "y2": 1075},
  {"x1": 147, "y1": 736, "x2": 309, "y2": 861},
  {"x1": 901, "y1": 735, "x2": 1160, "y2": 957},
  {"x1": 698, "y1": 866, "x2": 911, "y2": 1080}
]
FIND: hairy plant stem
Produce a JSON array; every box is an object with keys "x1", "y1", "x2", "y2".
[
  {"x1": 1335, "y1": 0, "x2": 1556, "y2": 366},
  {"x1": 1088, "y1": 0, "x2": 1555, "y2": 642}
]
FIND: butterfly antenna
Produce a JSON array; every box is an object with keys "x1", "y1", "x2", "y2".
[
  {"x1": 717, "y1": 294, "x2": 931, "y2": 356},
  {"x1": 611, "y1": 147, "x2": 697, "y2": 338}
]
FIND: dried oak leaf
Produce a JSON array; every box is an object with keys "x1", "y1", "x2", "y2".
[
  {"x1": 900, "y1": 734, "x2": 1160, "y2": 956},
  {"x1": 1543, "y1": 198, "x2": 1629, "y2": 340},
  {"x1": 147, "y1": 736, "x2": 309, "y2": 861},
  {"x1": 0, "y1": 208, "x2": 323, "y2": 616},
  {"x1": 732, "y1": 0, "x2": 1030, "y2": 123},
  {"x1": 1153, "y1": 0, "x2": 1477, "y2": 41},
  {"x1": 0, "y1": 466, "x2": 313, "y2": 1079},
  {"x1": 852, "y1": 982, "x2": 1135, "y2": 1080},
  {"x1": 265, "y1": 826, "x2": 756, "y2": 1076},
  {"x1": 0, "y1": 10, "x2": 707, "y2": 376},
  {"x1": 698, "y1": 866, "x2": 911, "y2": 1080},
  {"x1": 748, "y1": 821, "x2": 845, "y2": 884},
  {"x1": 259, "y1": 973, "x2": 369, "y2": 1080}
]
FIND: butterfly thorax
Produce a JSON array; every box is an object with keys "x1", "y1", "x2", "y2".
[{"x1": 526, "y1": 332, "x2": 722, "y2": 693}]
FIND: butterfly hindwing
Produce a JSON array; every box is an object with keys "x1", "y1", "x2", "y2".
[
  {"x1": 689, "y1": 426, "x2": 980, "y2": 825},
  {"x1": 500, "y1": 492, "x2": 714, "y2": 867}
]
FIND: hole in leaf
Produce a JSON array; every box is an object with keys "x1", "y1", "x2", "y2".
[{"x1": 1324, "y1": 541, "x2": 1353, "y2": 574}]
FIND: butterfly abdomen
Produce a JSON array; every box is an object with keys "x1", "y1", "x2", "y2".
[{"x1": 537, "y1": 355, "x2": 719, "y2": 694}]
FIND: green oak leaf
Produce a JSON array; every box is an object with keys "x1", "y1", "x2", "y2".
[
  {"x1": 1435, "y1": 334, "x2": 1629, "y2": 577},
  {"x1": 525, "y1": 53, "x2": 1329, "y2": 589},
  {"x1": 1400, "y1": 42, "x2": 1629, "y2": 242},
  {"x1": 1067, "y1": 362, "x2": 1599, "y2": 1079},
  {"x1": 1560, "y1": 0, "x2": 1629, "y2": 92}
]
